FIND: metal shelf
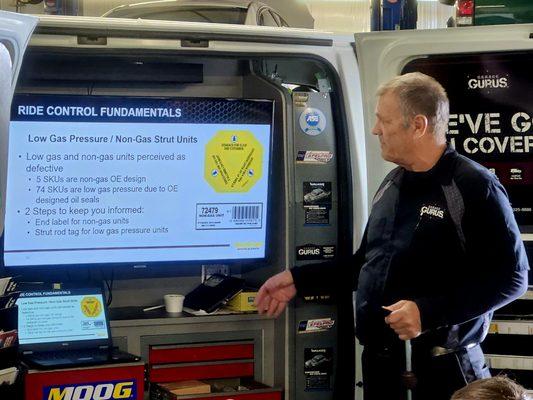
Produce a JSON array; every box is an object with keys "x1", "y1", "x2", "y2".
[
  {"x1": 522, "y1": 290, "x2": 533, "y2": 301},
  {"x1": 521, "y1": 233, "x2": 533, "y2": 242},
  {"x1": 490, "y1": 320, "x2": 533, "y2": 335},
  {"x1": 486, "y1": 355, "x2": 533, "y2": 371}
]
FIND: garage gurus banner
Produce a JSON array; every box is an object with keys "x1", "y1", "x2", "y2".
[
  {"x1": 404, "y1": 52, "x2": 533, "y2": 227},
  {"x1": 448, "y1": 111, "x2": 533, "y2": 156}
]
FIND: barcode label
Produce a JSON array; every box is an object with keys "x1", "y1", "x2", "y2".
[
  {"x1": 232, "y1": 205, "x2": 260, "y2": 220},
  {"x1": 196, "y1": 203, "x2": 263, "y2": 230}
]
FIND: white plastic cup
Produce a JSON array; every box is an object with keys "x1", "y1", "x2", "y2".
[{"x1": 164, "y1": 294, "x2": 185, "y2": 313}]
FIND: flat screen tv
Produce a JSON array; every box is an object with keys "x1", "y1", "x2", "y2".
[{"x1": 2, "y1": 94, "x2": 273, "y2": 275}]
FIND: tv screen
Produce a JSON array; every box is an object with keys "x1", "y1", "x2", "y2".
[{"x1": 3, "y1": 94, "x2": 273, "y2": 269}]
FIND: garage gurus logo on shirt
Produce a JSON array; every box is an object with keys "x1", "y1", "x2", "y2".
[{"x1": 419, "y1": 204, "x2": 445, "y2": 219}]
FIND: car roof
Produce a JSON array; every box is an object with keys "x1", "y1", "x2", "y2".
[{"x1": 104, "y1": 0, "x2": 258, "y2": 16}]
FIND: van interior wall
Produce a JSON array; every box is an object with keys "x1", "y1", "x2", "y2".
[
  {"x1": 241, "y1": 69, "x2": 289, "y2": 390},
  {"x1": 17, "y1": 53, "x2": 244, "y2": 99},
  {"x1": 14, "y1": 50, "x2": 305, "y2": 308},
  {"x1": 241, "y1": 69, "x2": 287, "y2": 284}
]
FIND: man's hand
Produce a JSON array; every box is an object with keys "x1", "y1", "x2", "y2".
[
  {"x1": 254, "y1": 270, "x2": 297, "y2": 318},
  {"x1": 383, "y1": 300, "x2": 422, "y2": 340}
]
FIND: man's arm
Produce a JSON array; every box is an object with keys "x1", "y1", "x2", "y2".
[
  {"x1": 256, "y1": 225, "x2": 368, "y2": 317},
  {"x1": 415, "y1": 270, "x2": 527, "y2": 331},
  {"x1": 415, "y1": 179, "x2": 529, "y2": 331},
  {"x1": 291, "y1": 225, "x2": 368, "y2": 296},
  {"x1": 255, "y1": 270, "x2": 297, "y2": 317}
]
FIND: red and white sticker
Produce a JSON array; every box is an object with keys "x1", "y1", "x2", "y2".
[
  {"x1": 296, "y1": 150, "x2": 333, "y2": 164},
  {"x1": 298, "y1": 318, "x2": 335, "y2": 334}
]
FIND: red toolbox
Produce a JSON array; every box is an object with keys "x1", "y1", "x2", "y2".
[
  {"x1": 148, "y1": 341, "x2": 255, "y2": 383},
  {"x1": 25, "y1": 361, "x2": 145, "y2": 400},
  {"x1": 148, "y1": 341, "x2": 281, "y2": 400}
]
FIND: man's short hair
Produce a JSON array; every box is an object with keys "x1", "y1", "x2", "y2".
[
  {"x1": 376, "y1": 72, "x2": 449, "y2": 137},
  {"x1": 451, "y1": 376, "x2": 530, "y2": 400}
]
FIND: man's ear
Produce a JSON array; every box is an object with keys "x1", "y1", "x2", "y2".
[{"x1": 412, "y1": 114, "x2": 428, "y2": 139}]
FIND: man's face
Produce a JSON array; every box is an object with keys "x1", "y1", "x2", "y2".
[{"x1": 372, "y1": 91, "x2": 414, "y2": 165}]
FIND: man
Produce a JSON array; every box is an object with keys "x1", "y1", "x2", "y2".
[
  {"x1": 451, "y1": 376, "x2": 531, "y2": 400},
  {"x1": 255, "y1": 72, "x2": 529, "y2": 399}
]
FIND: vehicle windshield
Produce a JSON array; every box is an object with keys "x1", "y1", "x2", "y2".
[{"x1": 106, "y1": 6, "x2": 248, "y2": 24}]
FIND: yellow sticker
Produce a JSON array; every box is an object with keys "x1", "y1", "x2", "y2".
[
  {"x1": 489, "y1": 323, "x2": 498, "y2": 334},
  {"x1": 205, "y1": 130, "x2": 263, "y2": 192},
  {"x1": 81, "y1": 296, "x2": 102, "y2": 318}
]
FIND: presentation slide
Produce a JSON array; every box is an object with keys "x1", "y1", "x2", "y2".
[
  {"x1": 5, "y1": 95, "x2": 272, "y2": 266},
  {"x1": 17, "y1": 290, "x2": 108, "y2": 345}
]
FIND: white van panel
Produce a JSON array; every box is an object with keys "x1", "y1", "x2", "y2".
[
  {"x1": 332, "y1": 42, "x2": 369, "y2": 250},
  {"x1": 355, "y1": 24, "x2": 533, "y2": 204},
  {"x1": 0, "y1": 11, "x2": 37, "y2": 91},
  {"x1": 0, "y1": 11, "x2": 37, "y2": 236},
  {"x1": 35, "y1": 14, "x2": 348, "y2": 42}
]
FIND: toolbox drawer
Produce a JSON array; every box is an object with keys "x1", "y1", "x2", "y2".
[
  {"x1": 150, "y1": 378, "x2": 282, "y2": 400},
  {"x1": 149, "y1": 361, "x2": 254, "y2": 383},
  {"x1": 149, "y1": 342, "x2": 254, "y2": 364}
]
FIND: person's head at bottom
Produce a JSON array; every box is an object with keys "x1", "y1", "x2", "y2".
[{"x1": 451, "y1": 376, "x2": 530, "y2": 400}]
